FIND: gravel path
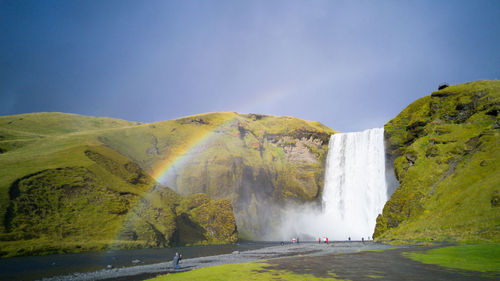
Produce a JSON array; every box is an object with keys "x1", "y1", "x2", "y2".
[{"x1": 41, "y1": 242, "x2": 394, "y2": 281}]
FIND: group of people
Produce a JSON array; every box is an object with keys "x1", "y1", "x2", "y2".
[
  {"x1": 347, "y1": 236, "x2": 370, "y2": 242},
  {"x1": 318, "y1": 237, "x2": 329, "y2": 244},
  {"x1": 172, "y1": 235, "x2": 374, "y2": 269},
  {"x1": 285, "y1": 236, "x2": 371, "y2": 245}
]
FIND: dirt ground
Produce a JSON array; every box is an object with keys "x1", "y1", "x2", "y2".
[{"x1": 260, "y1": 246, "x2": 500, "y2": 281}]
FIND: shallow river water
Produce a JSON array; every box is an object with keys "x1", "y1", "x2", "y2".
[{"x1": 0, "y1": 242, "x2": 275, "y2": 281}]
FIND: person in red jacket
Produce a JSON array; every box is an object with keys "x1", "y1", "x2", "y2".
[
  {"x1": 326, "y1": 237, "x2": 329, "y2": 244},
  {"x1": 318, "y1": 237, "x2": 321, "y2": 244}
]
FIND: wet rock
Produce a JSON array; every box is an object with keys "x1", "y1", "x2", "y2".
[
  {"x1": 430, "y1": 102, "x2": 440, "y2": 115},
  {"x1": 106, "y1": 264, "x2": 113, "y2": 269},
  {"x1": 232, "y1": 251, "x2": 240, "y2": 254},
  {"x1": 486, "y1": 107, "x2": 498, "y2": 117},
  {"x1": 425, "y1": 146, "x2": 439, "y2": 158},
  {"x1": 192, "y1": 117, "x2": 208, "y2": 125},
  {"x1": 405, "y1": 121, "x2": 427, "y2": 144},
  {"x1": 431, "y1": 90, "x2": 453, "y2": 97},
  {"x1": 455, "y1": 102, "x2": 476, "y2": 123},
  {"x1": 132, "y1": 259, "x2": 141, "y2": 264},
  {"x1": 406, "y1": 152, "x2": 417, "y2": 165},
  {"x1": 491, "y1": 191, "x2": 500, "y2": 207},
  {"x1": 176, "y1": 117, "x2": 209, "y2": 125},
  {"x1": 464, "y1": 136, "x2": 480, "y2": 152}
]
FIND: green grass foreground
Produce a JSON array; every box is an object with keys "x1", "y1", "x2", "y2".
[
  {"x1": 147, "y1": 261, "x2": 341, "y2": 281},
  {"x1": 405, "y1": 244, "x2": 500, "y2": 272}
]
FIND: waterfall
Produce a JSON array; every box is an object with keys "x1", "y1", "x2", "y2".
[
  {"x1": 321, "y1": 128, "x2": 387, "y2": 240},
  {"x1": 280, "y1": 128, "x2": 388, "y2": 241}
]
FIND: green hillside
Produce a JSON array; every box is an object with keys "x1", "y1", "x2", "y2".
[
  {"x1": 0, "y1": 113, "x2": 238, "y2": 257},
  {"x1": 374, "y1": 80, "x2": 500, "y2": 243},
  {"x1": 0, "y1": 111, "x2": 335, "y2": 256},
  {"x1": 86, "y1": 112, "x2": 336, "y2": 238}
]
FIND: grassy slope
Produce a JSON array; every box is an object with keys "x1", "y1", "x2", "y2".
[
  {"x1": 91, "y1": 112, "x2": 336, "y2": 238},
  {"x1": 0, "y1": 113, "x2": 238, "y2": 257},
  {"x1": 374, "y1": 80, "x2": 500, "y2": 242},
  {"x1": 405, "y1": 244, "x2": 500, "y2": 272},
  {"x1": 0, "y1": 111, "x2": 333, "y2": 256},
  {"x1": 0, "y1": 112, "x2": 139, "y2": 230}
]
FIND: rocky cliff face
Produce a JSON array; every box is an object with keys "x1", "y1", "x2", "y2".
[
  {"x1": 374, "y1": 80, "x2": 500, "y2": 242},
  {"x1": 170, "y1": 115, "x2": 334, "y2": 239},
  {"x1": 0, "y1": 112, "x2": 334, "y2": 256},
  {"x1": 97, "y1": 112, "x2": 335, "y2": 239}
]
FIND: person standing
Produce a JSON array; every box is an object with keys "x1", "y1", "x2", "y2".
[{"x1": 172, "y1": 252, "x2": 182, "y2": 269}]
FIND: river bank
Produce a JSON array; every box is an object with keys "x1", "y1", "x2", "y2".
[
  {"x1": 1, "y1": 242, "x2": 272, "y2": 281},
  {"x1": 39, "y1": 242, "x2": 395, "y2": 281}
]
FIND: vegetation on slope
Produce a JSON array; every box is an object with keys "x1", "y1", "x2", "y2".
[
  {"x1": 0, "y1": 111, "x2": 333, "y2": 256},
  {"x1": 404, "y1": 244, "x2": 500, "y2": 272},
  {"x1": 374, "y1": 80, "x2": 500, "y2": 242},
  {"x1": 0, "y1": 114, "x2": 237, "y2": 257},
  {"x1": 148, "y1": 261, "x2": 341, "y2": 281},
  {"x1": 92, "y1": 112, "x2": 336, "y2": 238}
]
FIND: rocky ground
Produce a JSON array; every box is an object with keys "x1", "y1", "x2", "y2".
[
  {"x1": 41, "y1": 242, "x2": 393, "y2": 281},
  {"x1": 41, "y1": 242, "x2": 499, "y2": 281},
  {"x1": 263, "y1": 246, "x2": 499, "y2": 281}
]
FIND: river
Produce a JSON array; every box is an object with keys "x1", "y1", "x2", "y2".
[{"x1": 0, "y1": 242, "x2": 275, "y2": 281}]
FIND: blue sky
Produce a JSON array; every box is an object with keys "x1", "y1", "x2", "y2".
[{"x1": 1, "y1": 0, "x2": 499, "y2": 132}]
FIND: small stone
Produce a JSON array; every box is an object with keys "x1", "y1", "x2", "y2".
[
  {"x1": 106, "y1": 264, "x2": 113, "y2": 269},
  {"x1": 491, "y1": 191, "x2": 499, "y2": 207},
  {"x1": 132, "y1": 259, "x2": 141, "y2": 264},
  {"x1": 232, "y1": 251, "x2": 239, "y2": 254},
  {"x1": 438, "y1": 83, "x2": 449, "y2": 90},
  {"x1": 406, "y1": 152, "x2": 416, "y2": 165}
]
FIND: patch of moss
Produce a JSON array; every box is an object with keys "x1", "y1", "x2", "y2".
[
  {"x1": 0, "y1": 110, "x2": 334, "y2": 253},
  {"x1": 175, "y1": 193, "x2": 238, "y2": 244},
  {"x1": 0, "y1": 141, "x2": 237, "y2": 257},
  {"x1": 375, "y1": 80, "x2": 500, "y2": 243},
  {"x1": 404, "y1": 244, "x2": 500, "y2": 272},
  {"x1": 147, "y1": 261, "x2": 341, "y2": 281}
]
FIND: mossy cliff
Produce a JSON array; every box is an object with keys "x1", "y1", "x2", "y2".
[
  {"x1": 95, "y1": 112, "x2": 335, "y2": 239},
  {"x1": 0, "y1": 114, "x2": 237, "y2": 257},
  {"x1": 374, "y1": 80, "x2": 500, "y2": 242},
  {"x1": 0, "y1": 112, "x2": 333, "y2": 256}
]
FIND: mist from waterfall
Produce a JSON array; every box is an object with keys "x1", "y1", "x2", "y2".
[{"x1": 280, "y1": 128, "x2": 388, "y2": 241}]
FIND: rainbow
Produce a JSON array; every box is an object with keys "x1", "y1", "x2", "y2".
[
  {"x1": 110, "y1": 112, "x2": 239, "y2": 246},
  {"x1": 111, "y1": 88, "x2": 293, "y2": 245},
  {"x1": 151, "y1": 112, "x2": 238, "y2": 186}
]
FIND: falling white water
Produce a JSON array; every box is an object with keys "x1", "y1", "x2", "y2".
[
  {"x1": 321, "y1": 128, "x2": 387, "y2": 240},
  {"x1": 280, "y1": 128, "x2": 388, "y2": 241}
]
